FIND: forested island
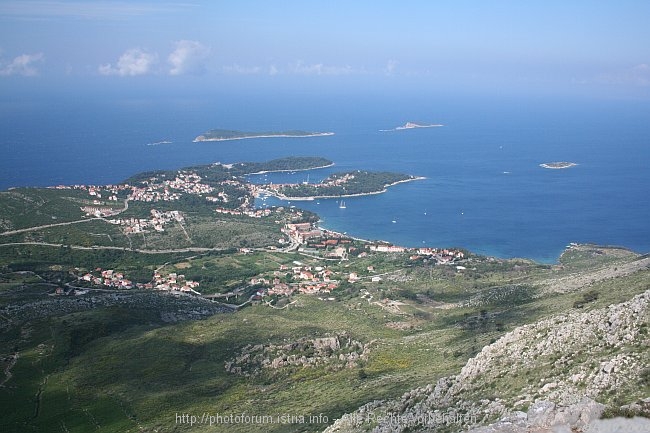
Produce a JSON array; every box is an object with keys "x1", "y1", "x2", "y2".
[
  {"x1": 260, "y1": 170, "x2": 424, "y2": 200},
  {"x1": 193, "y1": 128, "x2": 335, "y2": 142}
]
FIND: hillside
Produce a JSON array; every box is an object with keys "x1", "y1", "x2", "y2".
[
  {"x1": 324, "y1": 287, "x2": 650, "y2": 432},
  {"x1": 1, "y1": 241, "x2": 648, "y2": 432},
  {"x1": 0, "y1": 157, "x2": 648, "y2": 433}
]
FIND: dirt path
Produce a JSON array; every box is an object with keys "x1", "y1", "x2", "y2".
[
  {"x1": 0, "y1": 218, "x2": 102, "y2": 236},
  {"x1": 0, "y1": 241, "x2": 226, "y2": 255},
  {"x1": 0, "y1": 198, "x2": 129, "y2": 237}
]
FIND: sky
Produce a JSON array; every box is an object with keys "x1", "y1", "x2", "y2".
[{"x1": 1, "y1": 0, "x2": 649, "y2": 100}]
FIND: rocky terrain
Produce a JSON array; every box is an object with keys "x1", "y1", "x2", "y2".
[
  {"x1": 324, "y1": 290, "x2": 650, "y2": 433},
  {"x1": 226, "y1": 334, "x2": 373, "y2": 376},
  {"x1": 0, "y1": 291, "x2": 232, "y2": 328}
]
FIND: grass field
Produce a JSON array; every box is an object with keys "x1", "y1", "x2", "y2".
[{"x1": 1, "y1": 243, "x2": 647, "y2": 432}]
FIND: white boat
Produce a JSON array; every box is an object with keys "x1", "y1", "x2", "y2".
[{"x1": 339, "y1": 200, "x2": 346, "y2": 209}]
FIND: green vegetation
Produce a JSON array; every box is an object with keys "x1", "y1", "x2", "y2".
[
  {"x1": 124, "y1": 157, "x2": 333, "y2": 185},
  {"x1": 0, "y1": 188, "x2": 98, "y2": 231},
  {"x1": 1, "y1": 159, "x2": 648, "y2": 433},
  {"x1": 230, "y1": 156, "x2": 333, "y2": 174},
  {"x1": 276, "y1": 170, "x2": 416, "y2": 198},
  {"x1": 1, "y1": 240, "x2": 648, "y2": 432}
]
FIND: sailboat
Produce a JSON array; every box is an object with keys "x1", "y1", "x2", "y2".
[{"x1": 339, "y1": 200, "x2": 346, "y2": 209}]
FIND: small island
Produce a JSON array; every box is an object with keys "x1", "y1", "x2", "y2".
[
  {"x1": 540, "y1": 162, "x2": 578, "y2": 169},
  {"x1": 381, "y1": 122, "x2": 444, "y2": 132},
  {"x1": 257, "y1": 170, "x2": 425, "y2": 200},
  {"x1": 193, "y1": 129, "x2": 335, "y2": 142}
]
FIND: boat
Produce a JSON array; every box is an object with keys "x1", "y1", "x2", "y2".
[{"x1": 339, "y1": 200, "x2": 346, "y2": 209}]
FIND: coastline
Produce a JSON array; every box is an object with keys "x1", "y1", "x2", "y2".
[
  {"x1": 317, "y1": 225, "x2": 374, "y2": 244},
  {"x1": 257, "y1": 176, "x2": 426, "y2": 201},
  {"x1": 193, "y1": 132, "x2": 335, "y2": 143}
]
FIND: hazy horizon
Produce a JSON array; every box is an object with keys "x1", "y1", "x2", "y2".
[{"x1": 1, "y1": 1, "x2": 649, "y2": 101}]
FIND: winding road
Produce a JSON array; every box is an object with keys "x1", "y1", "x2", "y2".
[{"x1": 0, "y1": 242, "x2": 226, "y2": 255}]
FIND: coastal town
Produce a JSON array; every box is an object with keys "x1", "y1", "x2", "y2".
[
  {"x1": 41, "y1": 158, "x2": 466, "y2": 305},
  {"x1": 61, "y1": 212, "x2": 466, "y2": 304}
]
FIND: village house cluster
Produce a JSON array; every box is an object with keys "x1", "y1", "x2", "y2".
[
  {"x1": 127, "y1": 171, "x2": 213, "y2": 203},
  {"x1": 408, "y1": 247, "x2": 465, "y2": 263},
  {"x1": 79, "y1": 268, "x2": 134, "y2": 289},
  {"x1": 206, "y1": 180, "x2": 247, "y2": 202},
  {"x1": 283, "y1": 224, "x2": 355, "y2": 258},
  {"x1": 80, "y1": 205, "x2": 122, "y2": 218},
  {"x1": 86, "y1": 186, "x2": 119, "y2": 202},
  {"x1": 73, "y1": 268, "x2": 200, "y2": 294},
  {"x1": 283, "y1": 222, "x2": 322, "y2": 243},
  {"x1": 259, "y1": 261, "x2": 339, "y2": 296},
  {"x1": 108, "y1": 209, "x2": 184, "y2": 234},
  {"x1": 152, "y1": 272, "x2": 201, "y2": 294},
  {"x1": 283, "y1": 221, "x2": 466, "y2": 264},
  {"x1": 321, "y1": 172, "x2": 356, "y2": 187},
  {"x1": 162, "y1": 172, "x2": 214, "y2": 195},
  {"x1": 49, "y1": 184, "x2": 127, "y2": 216},
  {"x1": 50, "y1": 183, "x2": 129, "y2": 200},
  {"x1": 369, "y1": 244, "x2": 465, "y2": 263},
  {"x1": 260, "y1": 172, "x2": 356, "y2": 196},
  {"x1": 129, "y1": 185, "x2": 181, "y2": 202}
]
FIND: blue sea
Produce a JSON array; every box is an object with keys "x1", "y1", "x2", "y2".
[{"x1": 1, "y1": 93, "x2": 649, "y2": 263}]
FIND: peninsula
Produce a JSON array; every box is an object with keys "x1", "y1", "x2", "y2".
[
  {"x1": 257, "y1": 170, "x2": 425, "y2": 200},
  {"x1": 193, "y1": 128, "x2": 335, "y2": 142},
  {"x1": 540, "y1": 161, "x2": 578, "y2": 169},
  {"x1": 381, "y1": 121, "x2": 444, "y2": 132}
]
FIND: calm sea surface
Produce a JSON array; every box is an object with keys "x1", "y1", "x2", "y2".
[{"x1": 1, "y1": 95, "x2": 649, "y2": 263}]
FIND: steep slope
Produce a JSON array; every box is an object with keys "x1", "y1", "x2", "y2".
[{"x1": 324, "y1": 290, "x2": 650, "y2": 433}]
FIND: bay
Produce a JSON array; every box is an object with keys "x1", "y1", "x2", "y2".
[{"x1": 1, "y1": 94, "x2": 648, "y2": 263}]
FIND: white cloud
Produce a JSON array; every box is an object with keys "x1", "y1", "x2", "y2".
[
  {"x1": 222, "y1": 64, "x2": 261, "y2": 75},
  {"x1": 630, "y1": 63, "x2": 650, "y2": 86},
  {"x1": 289, "y1": 61, "x2": 354, "y2": 76},
  {"x1": 222, "y1": 61, "x2": 362, "y2": 76},
  {"x1": 385, "y1": 60, "x2": 398, "y2": 75},
  {"x1": 0, "y1": 52, "x2": 44, "y2": 76},
  {"x1": 99, "y1": 48, "x2": 157, "y2": 76},
  {"x1": 590, "y1": 63, "x2": 650, "y2": 87},
  {"x1": 168, "y1": 40, "x2": 210, "y2": 76}
]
